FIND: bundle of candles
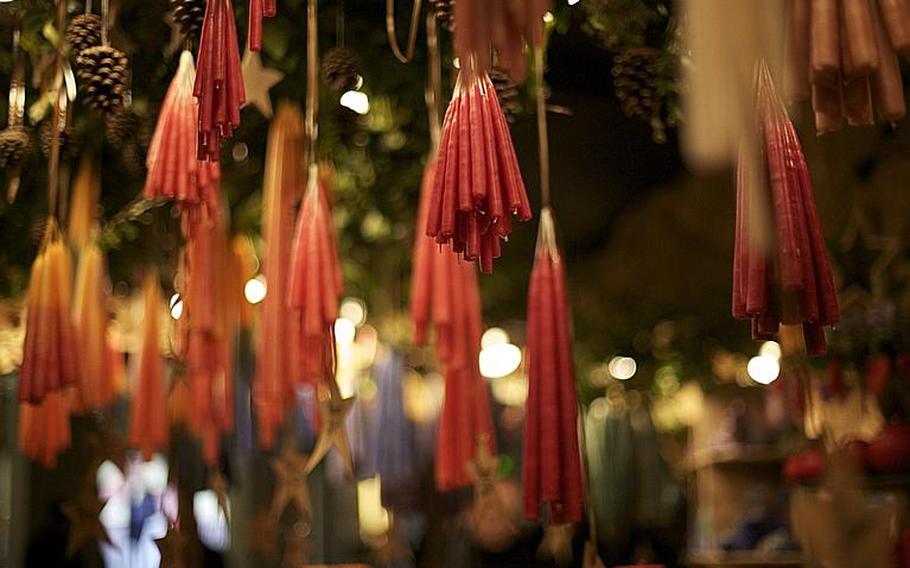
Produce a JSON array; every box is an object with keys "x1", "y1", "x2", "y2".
[
  {"x1": 19, "y1": 221, "x2": 76, "y2": 404},
  {"x1": 181, "y1": 209, "x2": 236, "y2": 464},
  {"x1": 146, "y1": 50, "x2": 221, "y2": 223},
  {"x1": 19, "y1": 390, "x2": 72, "y2": 469},
  {"x1": 194, "y1": 0, "x2": 245, "y2": 161},
  {"x1": 72, "y1": 243, "x2": 122, "y2": 412},
  {"x1": 733, "y1": 61, "x2": 839, "y2": 356},
  {"x1": 248, "y1": 0, "x2": 277, "y2": 52},
  {"x1": 255, "y1": 105, "x2": 305, "y2": 448},
  {"x1": 427, "y1": 65, "x2": 532, "y2": 273},
  {"x1": 412, "y1": 161, "x2": 496, "y2": 491},
  {"x1": 522, "y1": 208, "x2": 584, "y2": 524},
  {"x1": 129, "y1": 274, "x2": 169, "y2": 460},
  {"x1": 67, "y1": 159, "x2": 101, "y2": 250},
  {"x1": 454, "y1": 0, "x2": 551, "y2": 80},
  {"x1": 288, "y1": 164, "x2": 344, "y2": 384},
  {"x1": 786, "y1": 0, "x2": 909, "y2": 131}
]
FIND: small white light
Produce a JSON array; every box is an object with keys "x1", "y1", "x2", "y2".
[
  {"x1": 170, "y1": 300, "x2": 184, "y2": 320},
  {"x1": 334, "y1": 318, "x2": 357, "y2": 345},
  {"x1": 169, "y1": 293, "x2": 181, "y2": 309},
  {"x1": 479, "y1": 343, "x2": 522, "y2": 379},
  {"x1": 491, "y1": 373, "x2": 529, "y2": 406},
  {"x1": 340, "y1": 90, "x2": 370, "y2": 115},
  {"x1": 608, "y1": 356, "x2": 637, "y2": 381},
  {"x1": 339, "y1": 297, "x2": 367, "y2": 327},
  {"x1": 759, "y1": 340, "x2": 782, "y2": 360},
  {"x1": 747, "y1": 355, "x2": 780, "y2": 385},
  {"x1": 568, "y1": 0, "x2": 580, "y2": 5},
  {"x1": 543, "y1": 11, "x2": 555, "y2": 23},
  {"x1": 244, "y1": 275, "x2": 267, "y2": 304},
  {"x1": 481, "y1": 327, "x2": 509, "y2": 349}
]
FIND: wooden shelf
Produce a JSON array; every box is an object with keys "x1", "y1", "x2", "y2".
[
  {"x1": 686, "y1": 551, "x2": 804, "y2": 567},
  {"x1": 686, "y1": 446, "x2": 790, "y2": 471}
]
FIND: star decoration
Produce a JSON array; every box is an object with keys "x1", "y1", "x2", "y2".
[
  {"x1": 304, "y1": 393, "x2": 355, "y2": 475},
  {"x1": 62, "y1": 482, "x2": 112, "y2": 558},
  {"x1": 241, "y1": 48, "x2": 284, "y2": 118},
  {"x1": 537, "y1": 523, "x2": 576, "y2": 567},
  {"x1": 208, "y1": 469, "x2": 230, "y2": 521},
  {"x1": 87, "y1": 418, "x2": 128, "y2": 473},
  {"x1": 836, "y1": 205, "x2": 901, "y2": 301},
  {"x1": 270, "y1": 441, "x2": 312, "y2": 522},
  {"x1": 155, "y1": 523, "x2": 187, "y2": 568},
  {"x1": 467, "y1": 434, "x2": 499, "y2": 497},
  {"x1": 246, "y1": 511, "x2": 279, "y2": 560}
]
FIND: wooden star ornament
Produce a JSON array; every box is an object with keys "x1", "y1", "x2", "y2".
[
  {"x1": 62, "y1": 483, "x2": 112, "y2": 558},
  {"x1": 241, "y1": 48, "x2": 284, "y2": 118},
  {"x1": 270, "y1": 441, "x2": 312, "y2": 521},
  {"x1": 538, "y1": 523, "x2": 576, "y2": 567},
  {"x1": 304, "y1": 393, "x2": 355, "y2": 475},
  {"x1": 467, "y1": 434, "x2": 499, "y2": 497}
]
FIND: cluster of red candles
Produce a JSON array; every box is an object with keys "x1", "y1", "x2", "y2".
[
  {"x1": 248, "y1": 0, "x2": 276, "y2": 52},
  {"x1": 289, "y1": 165, "x2": 344, "y2": 384},
  {"x1": 427, "y1": 67, "x2": 532, "y2": 273},
  {"x1": 194, "y1": 0, "x2": 245, "y2": 161},
  {"x1": 522, "y1": 209, "x2": 584, "y2": 523},
  {"x1": 733, "y1": 61, "x2": 839, "y2": 356},
  {"x1": 129, "y1": 274, "x2": 169, "y2": 461},
  {"x1": 19, "y1": 391, "x2": 71, "y2": 469},
  {"x1": 145, "y1": 51, "x2": 221, "y2": 223},
  {"x1": 412, "y1": 161, "x2": 496, "y2": 491},
  {"x1": 787, "y1": 0, "x2": 910, "y2": 130},
  {"x1": 19, "y1": 223, "x2": 76, "y2": 404},
  {"x1": 255, "y1": 105, "x2": 305, "y2": 448},
  {"x1": 454, "y1": 0, "x2": 551, "y2": 80}
]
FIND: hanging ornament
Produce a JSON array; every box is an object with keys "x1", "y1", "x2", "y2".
[
  {"x1": 429, "y1": 0, "x2": 455, "y2": 32},
  {"x1": 104, "y1": 105, "x2": 140, "y2": 147},
  {"x1": 240, "y1": 48, "x2": 284, "y2": 118},
  {"x1": 72, "y1": 243, "x2": 121, "y2": 412},
  {"x1": 537, "y1": 523, "x2": 576, "y2": 566},
  {"x1": 427, "y1": 62, "x2": 532, "y2": 273},
  {"x1": 785, "y1": 0, "x2": 908, "y2": 130},
  {"x1": 67, "y1": 157, "x2": 100, "y2": 248},
  {"x1": 304, "y1": 390, "x2": 355, "y2": 474},
  {"x1": 321, "y1": 47, "x2": 362, "y2": 93},
  {"x1": 145, "y1": 50, "x2": 221, "y2": 223},
  {"x1": 270, "y1": 439, "x2": 313, "y2": 522},
  {"x1": 488, "y1": 67, "x2": 523, "y2": 124},
  {"x1": 288, "y1": 164, "x2": 343, "y2": 383},
  {"x1": 732, "y1": 60, "x2": 840, "y2": 356},
  {"x1": 129, "y1": 273, "x2": 169, "y2": 460},
  {"x1": 247, "y1": 0, "x2": 277, "y2": 52},
  {"x1": 67, "y1": 13, "x2": 102, "y2": 57},
  {"x1": 19, "y1": 221, "x2": 76, "y2": 404},
  {"x1": 170, "y1": 0, "x2": 207, "y2": 43},
  {"x1": 2, "y1": 27, "x2": 31, "y2": 203},
  {"x1": 193, "y1": 0, "x2": 245, "y2": 161},
  {"x1": 18, "y1": 389, "x2": 72, "y2": 468},
  {"x1": 39, "y1": 121, "x2": 78, "y2": 161},
  {"x1": 76, "y1": 46, "x2": 129, "y2": 113},
  {"x1": 62, "y1": 476, "x2": 112, "y2": 557},
  {"x1": 522, "y1": 208, "x2": 584, "y2": 524},
  {"x1": 467, "y1": 434, "x2": 519, "y2": 551},
  {"x1": 0, "y1": 128, "x2": 31, "y2": 177},
  {"x1": 255, "y1": 104, "x2": 305, "y2": 449}
]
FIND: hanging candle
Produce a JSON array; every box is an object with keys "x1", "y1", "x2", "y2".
[
  {"x1": 256, "y1": 104, "x2": 305, "y2": 448},
  {"x1": 427, "y1": 64, "x2": 532, "y2": 273},
  {"x1": 72, "y1": 243, "x2": 121, "y2": 412},
  {"x1": 181, "y1": 207, "x2": 236, "y2": 464},
  {"x1": 732, "y1": 61, "x2": 839, "y2": 356},
  {"x1": 193, "y1": 0, "x2": 245, "y2": 161},
  {"x1": 67, "y1": 158, "x2": 101, "y2": 250},
  {"x1": 288, "y1": 164, "x2": 343, "y2": 384},
  {"x1": 146, "y1": 50, "x2": 221, "y2": 222},
  {"x1": 19, "y1": 221, "x2": 76, "y2": 404},
  {"x1": 248, "y1": 0, "x2": 277, "y2": 52},
  {"x1": 129, "y1": 274, "x2": 168, "y2": 460},
  {"x1": 522, "y1": 208, "x2": 584, "y2": 524},
  {"x1": 412, "y1": 160, "x2": 496, "y2": 491},
  {"x1": 19, "y1": 390, "x2": 72, "y2": 469}
]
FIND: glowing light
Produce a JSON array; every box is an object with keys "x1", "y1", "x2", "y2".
[
  {"x1": 481, "y1": 327, "x2": 509, "y2": 349},
  {"x1": 479, "y1": 343, "x2": 522, "y2": 379},
  {"x1": 403, "y1": 372, "x2": 444, "y2": 423},
  {"x1": 357, "y1": 477, "x2": 390, "y2": 542},
  {"x1": 589, "y1": 397, "x2": 609, "y2": 420},
  {"x1": 491, "y1": 373, "x2": 528, "y2": 406},
  {"x1": 340, "y1": 297, "x2": 367, "y2": 327},
  {"x1": 747, "y1": 355, "x2": 780, "y2": 385},
  {"x1": 244, "y1": 275, "x2": 267, "y2": 304},
  {"x1": 543, "y1": 11, "x2": 555, "y2": 23},
  {"x1": 194, "y1": 490, "x2": 230, "y2": 551},
  {"x1": 170, "y1": 299, "x2": 184, "y2": 320},
  {"x1": 568, "y1": 0, "x2": 580, "y2": 5},
  {"x1": 608, "y1": 356, "x2": 637, "y2": 380},
  {"x1": 759, "y1": 340, "x2": 782, "y2": 360},
  {"x1": 340, "y1": 90, "x2": 370, "y2": 115},
  {"x1": 334, "y1": 318, "x2": 357, "y2": 345}
]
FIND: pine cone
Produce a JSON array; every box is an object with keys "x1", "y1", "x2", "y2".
[
  {"x1": 121, "y1": 139, "x2": 147, "y2": 178},
  {"x1": 170, "y1": 0, "x2": 206, "y2": 42},
  {"x1": 67, "y1": 14, "x2": 102, "y2": 56},
  {"x1": 612, "y1": 47, "x2": 673, "y2": 142},
  {"x1": 76, "y1": 46, "x2": 129, "y2": 114},
  {"x1": 104, "y1": 106, "x2": 140, "y2": 147},
  {"x1": 489, "y1": 67, "x2": 522, "y2": 123},
  {"x1": 429, "y1": 0, "x2": 455, "y2": 31},
  {"x1": 321, "y1": 47, "x2": 362, "y2": 93},
  {"x1": 0, "y1": 127, "x2": 31, "y2": 170},
  {"x1": 39, "y1": 121, "x2": 80, "y2": 162}
]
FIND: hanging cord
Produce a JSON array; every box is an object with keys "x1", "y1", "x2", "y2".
[
  {"x1": 386, "y1": 0, "x2": 423, "y2": 64},
  {"x1": 336, "y1": 0, "x2": 345, "y2": 47},
  {"x1": 305, "y1": 0, "x2": 319, "y2": 167},
  {"x1": 534, "y1": 43, "x2": 550, "y2": 210},
  {"x1": 101, "y1": 0, "x2": 110, "y2": 47},
  {"x1": 47, "y1": 0, "x2": 67, "y2": 219},
  {"x1": 425, "y1": 9, "x2": 442, "y2": 152}
]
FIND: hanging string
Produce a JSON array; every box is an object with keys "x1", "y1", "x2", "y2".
[
  {"x1": 47, "y1": 0, "x2": 68, "y2": 219},
  {"x1": 425, "y1": 10, "x2": 442, "y2": 152},
  {"x1": 534, "y1": 44, "x2": 551, "y2": 210},
  {"x1": 101, "y1": 0, "x2": 110, "y2": 47},
  {"x1": 336, "y1": 0, "x2": 346, "y2": 48},
  {"x1": 305, "y1": 0, "x2": 319, "y2": 168},
  {"x1": 385, "y1": 0, "x2": 423, "y2": 64}
]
